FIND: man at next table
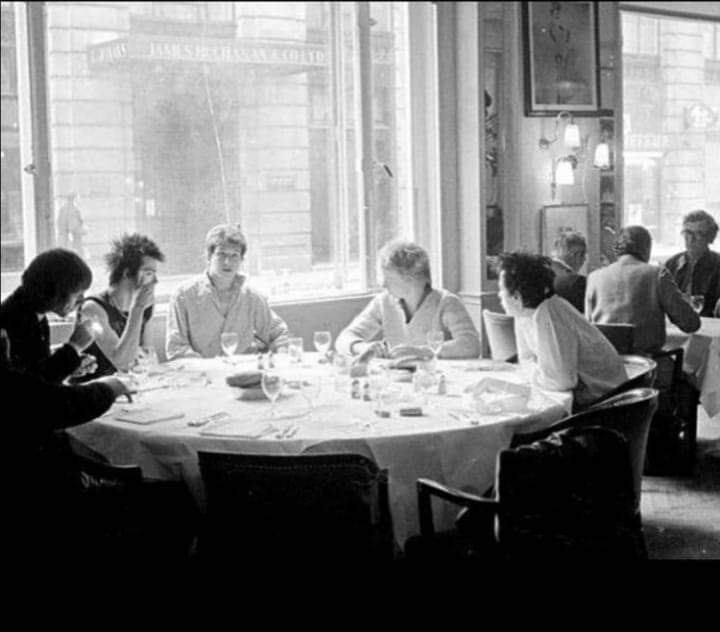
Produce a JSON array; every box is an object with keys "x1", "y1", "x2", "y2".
[
  {"x1": 586, "y1": 225, "x2": 700, "y2": 355},
  {"x1": 166, "y1": 224, "x2": 289, "y2": 360},
  {"x1": 549, "y1": 231, "x2": 587, "y2": 313},
  {"x1": 664, "y1": 209, "x2": 719, "y2": 318}
]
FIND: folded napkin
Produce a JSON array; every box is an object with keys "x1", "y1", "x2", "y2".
[
  {"x1": 226, "y1": 370, "x2": 263, "y2": 388},
  {"x1": 113, "y1": 407, "x2": 185, "y2": 425}
]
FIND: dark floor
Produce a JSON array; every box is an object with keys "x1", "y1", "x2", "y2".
[{"x1": 641, "y1": 407, "x2": 720, "y2": 560}]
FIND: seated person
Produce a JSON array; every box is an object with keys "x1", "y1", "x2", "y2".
[
  {"x1": 0, "y1": 248, "x2": 98, "y2": 383},
  {"x1": 166, "y1": 224, "x2": 289, "y2": 359},
  {"x1": 586, "y1": 225, "x2": 700, "y2": 354},
  {"x1": 663, "y1": 209, "x2": 719, "y2": 318},
  {"x1": 2, "y1": 328, "x2": 132, "y2": 566},
  {"x1": 549, "y1": 231, "x2": 587, "y2": 313},
  {"x1": 335, "y1": 240, "x2": 481, "y2": 360},
  {"x1": 497, "y1": 251, "x2": 627, "y2": 409},
  {"x1": 78, "y1": 233, "x2": 164, "y2": 378}
]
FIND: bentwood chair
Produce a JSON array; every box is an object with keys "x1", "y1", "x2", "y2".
[
  {"x1": 482, "y1": 310, "x2": 518, "y2": 362},
  {"x1": 411, "y1": 426, "x2": 646, "y2": 562},
  {"x1": 573, "y1": 354, "x2": 657, "y2": 413},
  {"x1": 595, "y1": 323, "x2": 636, "y2": 354},
  {"x1": 644, "y1": 346, "x2": 698, "y2": 475},
  {"x1": 197, "y1": 452, "x2": 395, "y2": 566}
]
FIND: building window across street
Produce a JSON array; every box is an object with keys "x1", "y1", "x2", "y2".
[{"x1": 1, "y1": 1, "x2": 435, "y2": 304}]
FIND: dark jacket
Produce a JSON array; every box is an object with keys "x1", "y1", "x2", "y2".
[
  {"x1": 664, "y1": 249, "x2": 720, "y2": 318},
  {"x1": 0, "y1": 286, "x2": 80, "y2": 382},
  {"x1": 5, "y1": 365, "x2": 117, "y2": 563}
]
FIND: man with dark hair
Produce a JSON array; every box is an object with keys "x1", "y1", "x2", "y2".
[
  {"x1": 166, "y1": 223, "x2": 288, "y2": 359},
  {"x1": 664, "y1": 209, "x2": 720, "y2": 317},
  {"x1": 79, "y1": 233, "x2": 165, "y2": 377},
  {"x1": 586, "y1": 225, "x2": 700, "y2": 354},
  {"x1": 498, "y1": 251, "x2": 626, "y2": 409},
  {"x1": 0, "y1": 248, "x2": 98, "y2": 382},
  {"x1": 550, "y1": 231, "x2": 587, "y2": 312}
]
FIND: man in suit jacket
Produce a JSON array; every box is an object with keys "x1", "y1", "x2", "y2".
[
  {"x1": 586, "y1": 225, "x2": 700, "y2": 354},
  {"x1": 550, "y1": 231, "x2": 587, "y2": 313},
  {"x1": 664, "y1": 210, "x2": 720, "y2": 318}
]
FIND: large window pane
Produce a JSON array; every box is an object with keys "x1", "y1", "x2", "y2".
[
  {"x1": 1, "y1": 1, "x2": 32, "y2": 282},
  {"x1": 35, "y1": 1, "x2": 413, "y2": 301},
  {"x1": 622, "y1": 11, "x2": 720, "y2": 263}
]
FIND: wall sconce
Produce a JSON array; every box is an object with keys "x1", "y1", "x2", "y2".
[{"x1": 540, "y1": 111, "x2": 612, "y2": 199}]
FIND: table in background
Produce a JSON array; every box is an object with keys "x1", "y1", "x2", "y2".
[
  {"x1": 68, "y1": 354, "x2": 577, "y2": 548},
  {"x1": 666, "y1": 317, "x2": 720, "y2": 419}
]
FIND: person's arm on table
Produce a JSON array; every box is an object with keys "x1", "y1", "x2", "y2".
[
  {"x1": 657, "y1": 267, "x2": 701, "y2": 333},
  {"x1": 438, "y1": 295, "x2": 481, "y2": 358},
  {"x1": 335, "y1": 296, "x2": 384, "y2": 357}
]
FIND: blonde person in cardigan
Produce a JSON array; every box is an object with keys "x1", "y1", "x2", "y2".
[{"x1": 336, "y1": 240, "x2": 481, "y2": 361}]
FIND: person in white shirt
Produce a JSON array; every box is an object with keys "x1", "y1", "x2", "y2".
[
  {"x1": 166, "y1": 224, "x2": 289, "y2": 359},
  {"x1": 497, "y1": 251, "x2": 627, "y2": 409},
  {"x1": 335, "y1": 240, "x2": 481, "y2": 359}
]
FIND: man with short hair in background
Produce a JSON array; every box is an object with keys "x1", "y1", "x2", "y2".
[{"x1": 549, "y1": 231, "x2": 588, "y2": 313}]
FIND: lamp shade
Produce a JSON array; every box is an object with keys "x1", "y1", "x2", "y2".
[
  {"x1": 563, "y1": 122, "x2": 581, "y2": 149},
  {"x1": 556, "y1": 158, "x2": 575, "y2": 185},
  {"x1": 593, "y1": 142, "x2": 610, "y2": 169}
]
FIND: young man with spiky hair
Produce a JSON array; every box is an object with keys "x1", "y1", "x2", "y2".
[{"x1": 79, "y1": 233, "x2": 165, "y2": 377}]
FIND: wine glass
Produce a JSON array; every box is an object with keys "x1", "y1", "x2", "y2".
[
  {"x1": 313, "y1": 331, "x2": 332, "y2": 363},
  {"x1": 300, "y1": 376, "x2": 322, "y2": 420},
  {"x1": 413, "y1": 360, "x2": 438, "y2": 408},
  {"x1": 427, "y1": 330, "x2": 445, "y2": 364},
  {"x1": 220, "y1": 332, "x2": 239, "y2": 364},
  {"x1": 690, "y1": 295, "x2": 705, "y2": 314},
  {"x1": 367, "y1": 359, "x2": 389, "y2": 417},
  {"x1": 261, "y1": 371, "x2": 284, "y2": 418}
]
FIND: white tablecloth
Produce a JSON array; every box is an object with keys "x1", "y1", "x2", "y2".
[
  {"x1": 68, "y1": 355, "x2": 577, "y2": 548},
  {"x1": 666, "y1": 317, "x2": 720, "y2": 419}
]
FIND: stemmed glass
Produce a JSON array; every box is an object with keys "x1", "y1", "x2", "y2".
[
  {"x1": 413, "y1": 359, "x2": 438, "y2": 409},
  {"x1": 261, "y1": 371, "x2": 284, "y2": 418},
  {"x1": 313, "y1": 331, "x2": 332, "y2": 363},
  {"x1": 221, "y1": 332, "x2": 239, "y2": 364},
  {"x1": 300, "y1": 376, "x2": 322, "y2": 420},
  {"x1": 367, "y1": 359, "x2": 389, "y2": 418},
  {"x1": 690, "y1": 295, "x2": 705, "y2": 314},
  {"x1": 427, "y1": 330, "x2": 445, "y2": 365}
]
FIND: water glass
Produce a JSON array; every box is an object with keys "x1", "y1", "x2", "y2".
[
  {"x1": 300, "y1": 377, "x2": 322, "y2": 418},
  {"x1": 413, "y1": 360, "x2": 438, "y2": 408},
  {"x1": 261, "y1": 371, "x2": 284, "y2": 417},
  {"x1": 288, "y1": 337, "x2": 304, "y2": 364},
  {"x1": 367, "y1": 359, "x2": 389, "y2": 415},
  {"x1": 313, "y1": 331, "x2": 332, "y2": 362},
  {"x1": 220, "y1": 332, "x2": 239, "y2": 363}
]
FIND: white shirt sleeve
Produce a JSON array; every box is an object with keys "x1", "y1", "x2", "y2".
[{"x1": 530, "y1": 301, "x2": 578, "y2": 392}]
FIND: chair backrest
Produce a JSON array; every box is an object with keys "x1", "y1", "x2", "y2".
[
  {"x1": 482, "y1": 309, "x2": 517, "y2": 362},
  {"x1": 594, "y1": 323, "x2": 635, "y2": 354},
  {"x1": 574, "y1": 355, "x2": 656, "y2": 413},
  {"x1": 197, "y1": 451, "x2": 394, "y2": 564},
  {"x1": 512, "y1": 387, "x2": 659, "y2": 517},
  {"x1": 496, "y1": 425, "x2": 646, "y2": 559},
  {"x1": 72, "y1": 452, "x2": 145, "y2": 555}
]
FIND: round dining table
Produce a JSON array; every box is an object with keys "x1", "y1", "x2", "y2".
[{"x1": 68, "y1": 353, "x2": 630, "y2": 549}]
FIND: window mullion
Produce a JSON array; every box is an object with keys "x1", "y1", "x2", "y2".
[{"x1": 357, "y1": 1, "x2": 375, "y2": 288}]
